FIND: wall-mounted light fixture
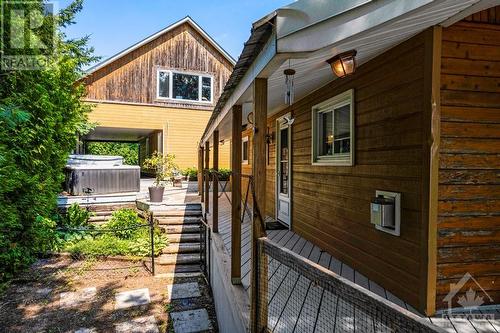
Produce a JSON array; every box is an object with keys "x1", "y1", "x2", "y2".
[{"x1": 326, "y1": 50, "x2": 357, "y2": 78}]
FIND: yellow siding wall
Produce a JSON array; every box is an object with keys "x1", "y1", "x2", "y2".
[{"x1": 88, "y1": 102, "x2": 230, "y2": 169}]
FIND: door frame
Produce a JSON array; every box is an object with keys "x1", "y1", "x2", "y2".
[{"x1": 275, "y1": 113, "x2": 292, "y2": 229}]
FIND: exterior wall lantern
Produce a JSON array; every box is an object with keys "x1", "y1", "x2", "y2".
[{"x1": 326, "y1": 50, "x2": 357, "y2": 78}]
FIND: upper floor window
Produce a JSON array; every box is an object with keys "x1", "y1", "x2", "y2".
[
  {"x1": 157, "y1": 69, "x2": 213, "y2": 103},
  {"x1": 312, "y1": 89, "x2": 354, "y2": 166}
]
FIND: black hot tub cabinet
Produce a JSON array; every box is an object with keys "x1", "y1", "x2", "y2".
[{"x1": 64, "y1": 155, "x2": 140, "y2": 195}]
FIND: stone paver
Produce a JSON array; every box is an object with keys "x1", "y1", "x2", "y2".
[
  {"x1": 167, "y1": 282, "x2": 201, "y2": 300},
  {"x1": 74, "y1": 328, "x2": 96, "y2": 333},
  {"x1": 114, "y1": 288, "x2": 151, "y2": 310},
  {"x1": 115, "y1": 315, "x2": 159, "y2": 333},
  {"x1": 170, "y1": 308, "x2": 212, "y2": 333},
  {"x1": 59, "y1": 287, "x2": 96, "y2": 308}
]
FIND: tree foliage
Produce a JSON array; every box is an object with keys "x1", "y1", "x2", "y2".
[
  {"x1": 86, "y1": 142, "x2": 139, "y2": 165},
  {"x1": 0, "y1": 0, "x2": 97, "y2": 282}
]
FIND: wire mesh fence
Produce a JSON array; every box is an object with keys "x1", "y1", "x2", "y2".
[
  {"x1": 200, "y1": 217, "x2": 211, "y2": 281},
  {"x1": 257, "y1": 238, "x2": 444, "y2": 333}
]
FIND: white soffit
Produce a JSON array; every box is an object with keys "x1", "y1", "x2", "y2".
[{"x1": 266, "y1": 0, "x2": 481, "y2": 115}]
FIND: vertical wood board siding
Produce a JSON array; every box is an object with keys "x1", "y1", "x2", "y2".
[{"x1": 84, "y1": 22, "x2": 233, "y2": 110}]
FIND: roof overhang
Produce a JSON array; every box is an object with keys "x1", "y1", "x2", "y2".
[{"x1": 200, "y1": 0, "x2": 496, "y2": 145}]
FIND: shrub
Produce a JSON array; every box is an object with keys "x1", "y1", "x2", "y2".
[
  {"x1": 182, "y1": 167, "x2": 198, "y2": 181},
  {"x1": 105, "y1": 209, "x2": 143, "y2": 239},
  {"x1": 86, "y1": 142, "x2": 139, "y2": 165},
  {"x1": 62, "y1": 208, "x2": 168, "y2": 257},
  {"x1": 218, "y1": 168, "x2": 232, "y2": 181},
  {"x1": 30, "y1": 217, "x2": 58, "y2": 255},
  {"x1": 142, "y1": 152, "x2": 178, "y2": 186},
  {"x1": 65, "y1": 203, "x2": 91, "y2": 227}
]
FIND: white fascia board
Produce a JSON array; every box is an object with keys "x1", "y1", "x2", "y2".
[
  {"x1": 440, "y1": 0, "x2": 499, "y2": 27},
  {"x1": 84, "y1": 17, "x2": 235, "y2": 76},
  {"x1": 201, "y1": 31, "x2": 280, "y2": 144},
  {"x1": 276, "y1": 0, "x2": 435, "y2": 53},
  {"x1": 275, "y1": 0, "x2": 372, "y2": 39}
]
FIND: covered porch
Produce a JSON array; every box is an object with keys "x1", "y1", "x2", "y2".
[
  {"x1": 196, "y1": 1, "x2": 500, "y2": 332},
  {"x1": 202, "y1": 192, "x2": 499, "y2": 333}
]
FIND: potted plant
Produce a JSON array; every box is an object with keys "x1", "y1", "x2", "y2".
[{"x1": 142, "y1": 152, "x2": 178, "y2": 202}]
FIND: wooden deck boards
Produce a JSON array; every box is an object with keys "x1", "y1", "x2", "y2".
[{"x1": 205, "y1": 194, "x2": 499, "y2": 333}]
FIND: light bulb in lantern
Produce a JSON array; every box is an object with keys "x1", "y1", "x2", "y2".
[{"x1": 327, "y1": 50, "x2": 357, "y2": 78}]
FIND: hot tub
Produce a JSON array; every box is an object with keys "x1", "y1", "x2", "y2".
[{"x1": 64, "y1": 155, "x2": 140, "y2": 195}]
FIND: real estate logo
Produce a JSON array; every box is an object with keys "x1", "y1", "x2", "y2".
[
  {"x1": 441, "y1": 272, "x2": 495, "y2": 321},
  {"x1": 1, "y1": 1, "x2": 57, "y2": 70}
]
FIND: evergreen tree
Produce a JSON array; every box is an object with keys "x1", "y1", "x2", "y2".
[{"x1": 0, "y1": 0, "x2": 97, "y2": 282}]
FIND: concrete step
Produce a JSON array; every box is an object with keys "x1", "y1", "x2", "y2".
[
  {"x1": 153, "y1": 210, "x2": 202, "y2": 217},
  {"x1": 162, "y1": 243, "x2": 200, "y2": 254},
  {"x1": 156, "y1": 216, "x2": 201, "y2": 225},
  {"x1": 167, "y1": 233, "x2": 200, "y2": 243},
  {"x1": 157, "y1": 253, "x2": 200, "y2": 265},
  {"x1": 161, "y1": 225, "x2": 200, "y2": 234},
  {"x1": 88, "y1": 215, "x2": 111, "y2": 222},
  {"x1": 92, "y1": 211, "x2": 115, "y2": 216}
]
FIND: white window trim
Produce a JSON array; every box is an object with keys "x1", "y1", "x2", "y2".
[
  {"x1": 156, "y1": 68, "x2": 213, "y2": 104},
  {"x1": 242, "y1": 136, "x2": 249, "y2": 164},
  {"x1": 311, "y1": 89, "x2": 354, "y2": 166}
]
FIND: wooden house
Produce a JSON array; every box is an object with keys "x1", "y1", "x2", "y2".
[
  {"x1": 198, "y1": 1, "x2": 499, "y2": 328},
  {"x1": 80, "y1": 17, "x2": 234, "y2": 169}
]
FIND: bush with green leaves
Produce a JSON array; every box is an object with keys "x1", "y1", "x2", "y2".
[
  {"x1": 218, "y1": 168, "x2": 232, "y2": 181},
  {"x1": 105, "y1": 209, "x2": 143, "y2": 239},
  {"x1": 86, "y1": 142, "x2": 139, "y2": 165},
  {"x1": 0, "y1": 0, "x2": 96, "y2": 283},
  {"x1": 65, "y1": 203, "x2": 91, "y2": 227},
  {"x1": 142, "y1": 152, "x2": 178, "y2": 186},
  {"x1": 62, "y1": 208, "x2": 168, "y2": 257},
  {"x1": 182, "y1": 167, "x2": 198, "y2": 180}
]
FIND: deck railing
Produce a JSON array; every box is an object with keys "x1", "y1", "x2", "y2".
[{"x1": 256, "y1": 237, "x2": 446, "y2": 333}]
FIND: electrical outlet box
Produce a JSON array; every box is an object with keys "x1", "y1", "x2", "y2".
[{"x1": 371, "y1": 190, "x2": 401, "y2": 236}]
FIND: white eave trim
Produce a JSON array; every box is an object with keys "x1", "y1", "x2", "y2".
[
  {"x1": 83, "y1": 16, "x2": 236, "y2": 77},
  {"x1": 276, "y1": 0, "x2": 436, "y2": 53}
]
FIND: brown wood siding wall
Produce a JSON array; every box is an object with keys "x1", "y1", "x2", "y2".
[
  {"x1": 84, "y1": 23, "x2": 233, "y2": 110},
  {"x1": 280, "y1": 30, "x2": 434, "y2": 312},
  {"x1": 463, "y1": 6, "x2": 500, "y2": 25},
  {"x1": 437, "y1": 16, "x2": 500, "y2": 309}
]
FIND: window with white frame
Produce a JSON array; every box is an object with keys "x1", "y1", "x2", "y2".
[
  {"x1": 242, "y1": 136, "x2": 249, "y2": 164},
  {"x1": 312, "y1": 89, "x2": 354, "y2": 165},
  {"x1": 157, "y1": 69, "x2": 212, "y2": 103}
]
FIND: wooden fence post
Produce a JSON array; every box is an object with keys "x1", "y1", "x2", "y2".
[
  {"x1": 213, "y1": 130, "x2": 219, "y2": 233},
  {"x1": 251, "y1": 78, "x2": 268, "y2": 332},
  {"x1": 231, "y1": 105, "x2": 242, "y2": 284}
]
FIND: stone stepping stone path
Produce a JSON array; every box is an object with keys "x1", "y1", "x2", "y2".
[
  {"x1": 115, "y1": 315, "x2": 159, "y2": 333},
  {"x1": 170, "y1": 308, "x2": 212, "y2": 333},
  {"x1": 167, "y1": 282, "x2": 201, "y2": 301},
  {"x1": 114, "y1": 288, "x2": 151, "y2": 310},
  {"x1": 59, "y1": 287, "x2": 96, "y2": 308},
  {"x1": 56, "y1": 283, "x2": 213, "y2": 332}
]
